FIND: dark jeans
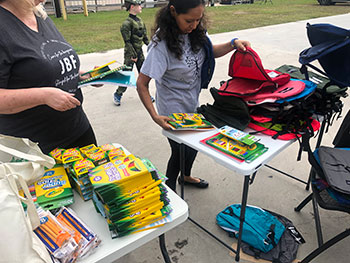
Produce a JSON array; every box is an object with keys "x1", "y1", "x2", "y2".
[
  {"x1": 165, "y1": 138, "x2": 198, "y2": 191},
  {"x1": 62, "y1": 125, "x2": 97, "y2": 150}
]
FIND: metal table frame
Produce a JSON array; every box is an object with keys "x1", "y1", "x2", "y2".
[{"x1": 163, "y1": 129, "x2": 295, "y2": 261}]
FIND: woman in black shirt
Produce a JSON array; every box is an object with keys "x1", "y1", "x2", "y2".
[{"x1": 0, "y1": 0, "x2": 97, "y2": 154}]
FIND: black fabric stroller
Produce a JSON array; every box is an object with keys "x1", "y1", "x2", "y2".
[{"x1": 294, "y1": 23, "x2": 350, "y2": 262}]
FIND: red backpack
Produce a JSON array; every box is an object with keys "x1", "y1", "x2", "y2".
[
  {"x1": 248, "y1": 115, "x2": 321, "y2": 140},
  {"x1": 219, "y1": 47, "x2": 291, "y2": 96}
]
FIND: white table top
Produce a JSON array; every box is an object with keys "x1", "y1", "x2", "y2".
[
  {"x1": 162, "y1": 129, "x2": 295, "y2": 175},
  {"x1": 70, "y1": 143, "x2": 188, "y2": 263},
  {"x1": 71, "y1": 186, "x2": 188, "y2": 263}
]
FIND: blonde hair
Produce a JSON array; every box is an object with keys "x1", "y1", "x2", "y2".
[
  {"x1": 0, "y1": 0, "x2": 47, "y2": 18},
  {"x1": 33, "y1": 3, "x2": 47, "y2": 19},
  {"x1": 16, "y1": 0, "x2": 48, "y2": 19}
]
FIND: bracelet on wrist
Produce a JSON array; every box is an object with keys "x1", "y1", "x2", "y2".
[{"x1": 230, "y1": 38, "x2": 239, "y2": 49}]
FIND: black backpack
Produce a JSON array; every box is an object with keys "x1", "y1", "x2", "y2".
[
  {"x1": 241, "y1": 209, "x2": 305, "y2": 263},
  {"x1": 197, "y1": 87, "x2": 250, "y2": 130}
]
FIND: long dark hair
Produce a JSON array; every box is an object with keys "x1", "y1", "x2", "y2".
[{"x1": 152, "y1": 0, "x2": 207, "y2": 59}]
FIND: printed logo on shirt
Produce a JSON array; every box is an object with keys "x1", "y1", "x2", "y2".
[
  {"x1": 40, "y1": 40, "x2": 80, "y2": 92},
  {"x1": 183, "y1": 38, "x2": 200, "y2": 83}
]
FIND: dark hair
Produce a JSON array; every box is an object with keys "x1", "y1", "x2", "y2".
[
  {"x1": 125, "y1": 2, "x2": 132, "y2": 11},
  {"x1": 152, "y1": 0, "x2": 207, "y2": 59}
]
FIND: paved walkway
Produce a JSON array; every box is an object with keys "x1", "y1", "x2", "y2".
[{"x1": 79, "y1": 14, "x2": 350, "y2": 263}]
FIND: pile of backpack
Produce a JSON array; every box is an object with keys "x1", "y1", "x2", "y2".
[
  {"x1": 199, "y1": 47, "x2": 347, "y2": 160},
  {"x1": 216, "y1": 204, "x2": 305, "y2": 263}
]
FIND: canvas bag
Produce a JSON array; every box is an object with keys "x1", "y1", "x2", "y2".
[
  {"x1": 0, "y1": 134, "x2": 55, "y2": 263},
  {"x1": 218, "y1": 47, "x2": 290, "y2": 96},
  {"x1": 216, "y1": 204, "x2": 285, "y2": 253}
]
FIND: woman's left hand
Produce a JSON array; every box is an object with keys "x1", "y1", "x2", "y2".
[
  {"x1": 234, "y1": 39, "x2": 251, "y2": 52},
  {"x1": 79, "y1": 69, "x2": 104, "y2": 88},
  {"x1": 234, "y1": 39, "x2": 250, "y2": 51}
]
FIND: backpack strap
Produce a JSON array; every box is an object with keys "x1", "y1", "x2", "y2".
[{"x1": 266, "y1": 224, "x2": 277, "y2": 248}]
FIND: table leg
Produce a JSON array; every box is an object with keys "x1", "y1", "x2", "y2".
[
  {"x1": 180, "y1": 143, "x2": 185, "y2": 199},
  {"x1": 159, "y1": 234, "x2": 172, "y2": 263},
  {"x1": 235, "y1": 174, "x2": 252, "y2": 262}
]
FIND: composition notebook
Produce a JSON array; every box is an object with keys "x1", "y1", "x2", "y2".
[
  {"x1": 78, "y1": 61, "x2": 136, "y2": 88},
  {"x1": 200, "y1": 133, "x2": 268, "y2": 163},
  {"x1": 168, "y1": 113, "x2": 214, "y2": 130}
]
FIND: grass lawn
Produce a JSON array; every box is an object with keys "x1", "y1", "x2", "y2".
[{"x1": 52, "y1": 0, "x2": 350, "y2": 54}]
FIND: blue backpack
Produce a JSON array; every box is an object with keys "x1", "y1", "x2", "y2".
[{"x1": 216, "y1": 204, "x2": 285, "y2": 253}]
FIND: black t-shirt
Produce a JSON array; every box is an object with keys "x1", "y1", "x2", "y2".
[{"x1": 0, "y1": 6, "x2": 90, "y2": 153}]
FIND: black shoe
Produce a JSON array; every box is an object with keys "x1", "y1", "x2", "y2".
[{"x1": 178, "y1": 177, "x2": 209, "y2": 188}]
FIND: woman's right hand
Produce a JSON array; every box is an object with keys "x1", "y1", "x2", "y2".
[
  {"x1": 43, "y1": 88, "x2": 81, "y2": 111},
  {"x1": 153, "y1": 114, "x2": 173, "y2": 130}
]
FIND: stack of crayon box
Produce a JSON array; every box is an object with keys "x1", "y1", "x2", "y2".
[
  {"x1": 88, "y1": 151, "x2": 171, "y2": 238},
  {"x1": 49, "y1": 143, "x2": 172, "y2": 238},
  {"x1": 49, "y1": 144, "x2": 120, "y2": 201}
]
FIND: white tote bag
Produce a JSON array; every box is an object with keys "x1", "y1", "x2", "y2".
[{"x1": 0, "y1": 135, "x2": 55, "y2": 263}]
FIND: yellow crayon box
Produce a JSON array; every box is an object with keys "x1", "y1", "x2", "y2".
[
  {"x1": 62, "y1": 148, "x2": 84, "y2": 166},
  {"x1": 35, "y1": 166, "x2": 74, "y2": 210},
  {"x1": 49, "y1": 148, "x2": 65, "y2": 164},
  {"x1": 79, "y1": 144, "x2": 98, "y2": 155},
  {"x1": 72, "y1": 159, "x2": 95, "y2": 179},
  {"x1": 89, "y1": 157, "x2": 153, "y2": 188},
  {"x1": 100, "y1": 144, "x2": 116, "y2": 151},
  {"x1": 107, "y1": 147, "x2": 126, "y2": 161},
  {"x1": 85, "y1": 150, "x2": 108, "y2": 166}
]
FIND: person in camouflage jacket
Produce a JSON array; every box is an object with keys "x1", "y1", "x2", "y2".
[{"x1": 114, "y1": 0, "x2": 152, "y2": 106}]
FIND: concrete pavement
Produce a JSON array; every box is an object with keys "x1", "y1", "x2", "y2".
[{"x1": 79, "y1": 13, "x2": 350, "y2": 263}]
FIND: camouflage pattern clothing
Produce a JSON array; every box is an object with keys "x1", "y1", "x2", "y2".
[
  {"x1": 121, "y1": 14, "x2": 149, "y2": 69},
  {"x1": 116, "y1": 14, "x2": 149, "y2": 96}
]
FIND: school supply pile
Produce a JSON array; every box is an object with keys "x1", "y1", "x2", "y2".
[
  {"x1": 167, "y1": 113, "x2": 214, "y2": 130},
  {"x1": 217, "y1": 204, "x2": 304, "y2": 263},
  {"x1": 34, "y1": 206, "x2": 100, "y2": 263},
  {"x1": 78, "y1": 60, "x2": 136, "y2": 88},
  {"x1": 200, "y1": 125, "x2": 268, "y2": 163},
  {"x1": 88, "y1": 151, "x2": 171, "y2": 238}
]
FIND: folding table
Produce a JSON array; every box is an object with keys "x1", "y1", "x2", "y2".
[
  {"x1": 162, "y1": 129, "x2": 295, "y2": 261},
  {"x1": 70, "y1": 143, "x2": 189, "y2": 263}
]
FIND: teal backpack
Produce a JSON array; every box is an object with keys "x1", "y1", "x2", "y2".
[{"x1": 216, "y1": 204, "x2": 285, "y2": 253}]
